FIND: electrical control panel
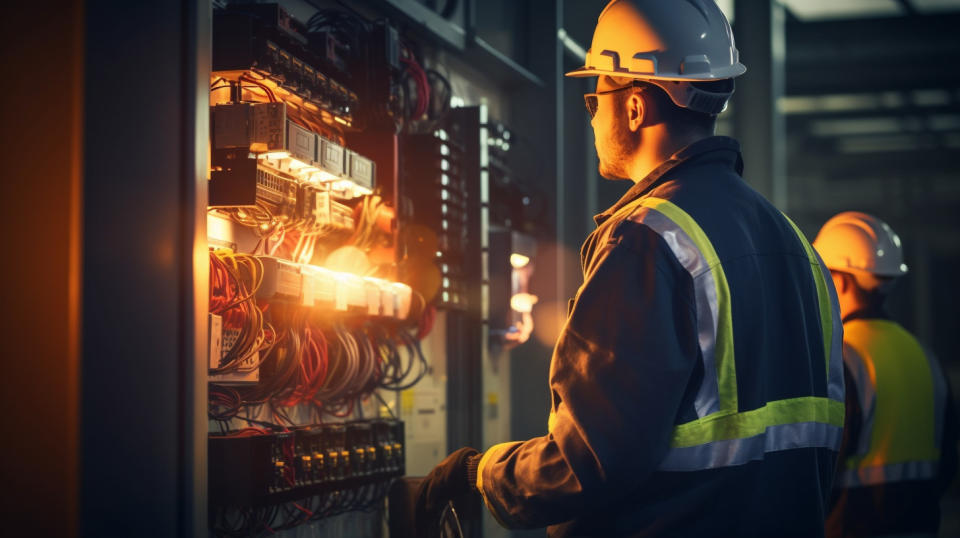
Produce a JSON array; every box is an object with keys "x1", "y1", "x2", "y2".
[
  {"x1": 208, "y1": 419, "x2": 404, "y2": 507},
  {"x1": 202, "y1": 3, "x2": 514, "y2": 536},
  {"x1": 401, "y1": 129, "x2": 470, "y2": 309}
]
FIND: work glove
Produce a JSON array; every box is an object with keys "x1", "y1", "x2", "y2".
[{"x1": 414, "y1": 447, "x2": 482, "y2": 537}]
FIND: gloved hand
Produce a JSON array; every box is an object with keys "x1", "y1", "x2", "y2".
[{"x1": 414, "y1": 447, "x2": 481, "y2": 537}]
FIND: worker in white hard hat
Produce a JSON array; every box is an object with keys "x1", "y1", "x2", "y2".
[
  {"x1": 814, "y1": 212, "x2": 958, "y2": 538},
  {"x1": 417, "y1": 1, "x2": 844, "y2": 536}
]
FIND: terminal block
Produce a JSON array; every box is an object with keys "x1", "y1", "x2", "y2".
[
  {"x1": 213, "y1": 4, "x2": 358, "y2": 123},
  {"x1": 210, "y1": 102, "x2": 376, "y2": 205},
  {"x1": 209, "y1": 420, "x2": 406, "y2": 508}
]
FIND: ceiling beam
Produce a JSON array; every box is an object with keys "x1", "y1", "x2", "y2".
[
  {"x1": 895, "y1": 0, "x2": 918, "y2": 16},
  {"x1": 788, "y1": 146, "x2": 960, "y2": 178},
  {"x1": 784, "y1": 13, "x2": 960, "y2": 95},
  {"x1": 785, "y1": 104, "x2": 960, "y2": 122}
]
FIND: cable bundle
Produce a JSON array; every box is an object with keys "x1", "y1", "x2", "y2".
[
  {"x1": 209, "y1": 310, "x2": 429, "y2": 429},
  {"x1": 306, "y1": 8, "x2": 369, "y2": 55},
  {"x1": 398, "y1": 44, "x2": 452, "y2": 133},
  {"x1": 211, "y1": 481, "x2": 392, "y2": 537},
  {"x1": 372, "y1": 324, "x2": 428, "y2": 392},
  {"x1": 348, "y1": 195, "x2": 388, "y2": 251},
  {"x1": 400, "y1": 45, "x2": 430, "y2": 121},
  {"x1": 209, "y1": 251, "x2": 276, "y2": 374}
]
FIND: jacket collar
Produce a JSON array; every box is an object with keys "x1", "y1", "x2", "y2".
[
  {"x1": 842, "y1": 304, "x2": 891, "y2": 324},
  {"x1": 593, "y1": 136, "x2": 743, "y2": 226}
]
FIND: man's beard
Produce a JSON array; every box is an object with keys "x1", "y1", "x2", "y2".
[{"x1": 597, "y1": 115, "x2": 637, "y2": 181}]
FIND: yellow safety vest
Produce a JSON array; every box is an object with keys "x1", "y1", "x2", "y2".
[{"x1": 840, "y1": 319, "x2": 948, "y2": 486}]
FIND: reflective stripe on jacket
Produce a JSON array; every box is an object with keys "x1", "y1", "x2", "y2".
[
  {"x1": 638, "y1": 197, "x2": 844, "y2": 471},
  {"x1": 476, "y1": 137, "x2": 844, "y2": 537}
]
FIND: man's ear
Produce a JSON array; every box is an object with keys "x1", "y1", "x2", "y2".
[
  {"x1": 831, "y1": 272, "x2": 847, "y2": 294},
  {"x1": 626, "y1": 90, "x2": 646, "y2": 132}
]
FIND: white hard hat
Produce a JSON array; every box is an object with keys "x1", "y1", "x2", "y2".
[
  {"x1": 812, "y1": 212, "x2": 909, "y2": 284},
  {"x1": 566, "y1": 0, "x2": 746, "y2": 115}
]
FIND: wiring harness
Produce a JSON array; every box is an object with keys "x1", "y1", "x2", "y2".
[
  {"x1": 211, "y1": 480, "x2": 392, "y2": 538},
  {"x1": 209, "y1": 251, "x2": 276, "y2": 375},
  {"x1": 209, "y1": 250, "x2": 429, "y2": 429},
  {"x1": 209, "y1": 247, "x2": 427, "y2": 536}
]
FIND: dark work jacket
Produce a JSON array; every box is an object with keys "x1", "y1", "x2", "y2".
[{"x1": 475, "y1": 137, "x2": 843, "y2": 537}]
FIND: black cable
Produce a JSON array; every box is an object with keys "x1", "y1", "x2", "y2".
[
  {"x1": 372, "y1": 391, "x2": 397, "y2": 419},
  {"x1": 426, "y1": 68, "x2": 452, "y2": 127},
  {"x1": 381, "y1": 329, "x2": 428, "y2": 391}
]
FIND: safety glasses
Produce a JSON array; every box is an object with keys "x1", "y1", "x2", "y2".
[{"x1": 583, "y1": 81, "x2": 643, "y2": 118}]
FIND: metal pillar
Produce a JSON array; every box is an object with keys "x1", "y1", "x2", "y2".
[
  {"x1": 81, "y1": 1, "x2": 209, "y2": 536},
  {"x1": 732, "y1": 0, "x2": 788, "y2": 210},
  {"x1": 555, "y1": 0, "x2": 567, "y2": 315},
  {"x1": 507, "y1": 0, "x2": 563, "y2": 441}
]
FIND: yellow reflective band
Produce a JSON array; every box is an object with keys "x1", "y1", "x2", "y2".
[
  {"x1": 640, "y1": 197, "x2": 738, "y2": 414},
  {"x1": 670, "y1": 396, "x2": 844, "y2": 448},
  {"x1": 840, "y1": 460, "x2": 938, "y2": 487},
  {"x1": 782, "y1": 214, "x2": 833, "y2": 380},
  {"x1": 476, "y1": 441, "x2": 521, "y2": 527}
]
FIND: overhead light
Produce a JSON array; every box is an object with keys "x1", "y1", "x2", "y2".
[
  {"x1": 714, "y1": 0, "x2": 734, "y2": 22},
  {"x1": 781, "y1": 93, "x2": 905, "y2": 115},
  {"x1": 286, "y1": 158, "x2": 313, "y2": 171},
  {"x1": 780, "y1": 0, "x2": 902, "y2": 21},
  {"x1": 256, "y1": 151, "x2": 291, "y2": 160},
  {"x1": 809, "y1": 117, "x2": 903, "y2": 137},
  {"x1": 510, "y1": 253, "x2": 530, "y2": 268},
  {"x1": 510, "y1": 293, "x2": 539, "y2": 314},
  {"x1": 836, "y1": 134, "x2": 923, "y2": 154},
  {"x1": 309, "y1": 170, "x2": 342, "y2": 183},
  {"x1": 328, "y1": 180, "x2": 372, "y2": 197},
  {"x1": 911, "y1": 0, "x2": 960, "y2": 14}
]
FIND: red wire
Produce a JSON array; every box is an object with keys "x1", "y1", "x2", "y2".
[
  {"x1": 297, "y1": 323, "x2": 330, "y2": 405},
  {"x1": 284, "y1": 446, "x2": 296, "y2": 485},
  {"x1": 239, "y1": 74, "x2": 276, "y2": 102},
  {"x1": 224, "y1": 427, "x2": 269, "y2": 437},
  {"x1": 417, "y1": 304, "x2": 437, "y2": 340},
  {"x1": 400, "y1": 57, "x2": 430, "y2": 118},
  {"x1": 292, "y1": 503, "x2": 313, "y2": 518}
]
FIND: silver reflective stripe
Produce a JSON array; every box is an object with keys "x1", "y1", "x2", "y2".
[
  {"x1": 659, "y1": 421, "x2": 843, "y2": 471},
  {"x1": 813, "y1": 249, "x2": 845, "y2": 403},
  {"x1": 843, "y1": 343, "x2": 876, "y2": 458},
  {"x1": 839, "y1": 460, "x2": 939, "y2": 487},
  {"x1": 924, "y1": 347, "x2": 948, "y2": 447},
  {"x1": 630, "y1": 207, "x2": 721, "y2": 417}
]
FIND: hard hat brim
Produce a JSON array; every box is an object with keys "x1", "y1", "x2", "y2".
[
  {"x1": 824, "y1": 264, "x2": 909, "y2": 279},
  {"x1": 564, "y1": 63, "x2": 746, "y2": 81}
]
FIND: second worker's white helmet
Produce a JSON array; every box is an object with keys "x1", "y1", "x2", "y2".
[{"x1": 813, "y1": 212, "x2": 909, "y2": 291}]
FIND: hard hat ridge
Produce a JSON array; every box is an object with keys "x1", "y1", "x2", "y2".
[
  {"x1": 812, "y1": 212, "x2": 909, "y2": 283},
  {"x1": 568, "y1": 0, "x2": 745, "y2": 115}
]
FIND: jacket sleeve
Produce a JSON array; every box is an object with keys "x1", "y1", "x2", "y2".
[
  {"x1": 938, "y1": 382, "x2": 958, "y2": 493},
  {"x1": 476, "y1": 223, "x2": 699, "y2": 529},
  {"x1": 837, "y1": 364, "x2": 862, "y2": 469}
]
